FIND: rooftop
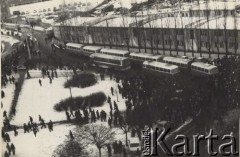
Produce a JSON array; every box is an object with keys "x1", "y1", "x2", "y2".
[
  {"x1": 198, "y1": 16, "x2": 240, "y2": 30},
  {"x1": 130, "y1": 52, "x2": 163, "y2": 59},
  {"x1": 144, "y1": 61, "x2": 179, "y2": 70},
  {"x1": 66, "y1": 42, "x2": 84, "y2": 48},
  {"x1": 91, "y1": 53, "x2": 129, "y2": 60},
  {"x1": 94, "y1": 17, "x2": 145, "y2": 27},
  {"x1": 83, "y1": 45, "x2": 102, "y2": 51},
  {"x1": 53, "y1": 17, "x2": 98, "y2": 26},
  {"x1": 192, "y1": 62, "x2": 218, "y2": 70},
  {"x1": 143, "y1": 16, "x2": 206, "y2": 28},
  {"x1": 163, "y1": 57, "x2": 191, "y2": 64},
  {"x1": 100, "y1": 48, "x2": 129, "y2": 55},
  {"x1": 190, "y1": 1, "x2": 238, "y2": 11}
]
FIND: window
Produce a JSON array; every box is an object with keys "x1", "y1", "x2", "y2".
[
  {"x1": 228, "y1": 31, "x2": 235, "y2": 37},
  {"x1": 205, "y1": 42, "x2": 209, "y2": 48},
  {"x1": 215, "y1": 42, "x2": 219, "y2": 48},
  {"x1": 177, "y1": 40, "x2": 183, "y2": 46},
  {"x1": 190, "y1": 30, "x2": 194, "y2": 39},
  {"x1": 177, "y1": 30, "x2": 184, "y2": 35},
  {"x1": 229, "y1": 42, "x2": 235, "y2": 49},
  {"x1": 200, "y1": 30, "x2": 206, "y2": 36},
  {"x1": 165, "y1": 40, "x2": 168, "y2": 45},
  {"x1": 220, "y1": 42, "x2": 224, "y2": 48}
]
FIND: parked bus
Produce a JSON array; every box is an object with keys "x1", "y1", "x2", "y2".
[
  {"x1": 163, "y1": 57, "x2": 192, "y2": 70},
  {"x1": 82, "y1": 45, "x2": 102, "y2": 56},
  {"x1": 90, "y1": 53, "x2": 130, "y2": 71},
  {"x1": 143, "y1": 61, "x2": 180, "y2": 76},
  {"x1": 130, "y1": 52, "x2": 163, "y2": 62},
  {"x1": 191, "y1": 62, "x2": 219, "y2": 76},
  {"x1": 99, "y1": 48, "x2": 130, "y2": 57},
  {"x1": 66, "y1": 43, "x2": 85, "y2": 54}
]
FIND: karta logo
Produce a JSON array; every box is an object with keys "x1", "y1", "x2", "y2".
[{"x1": 142, "y1": 128, "x2": 239, "y2": 156}]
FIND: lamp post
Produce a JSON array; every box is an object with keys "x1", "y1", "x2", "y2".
[{"x1": 25, "y1": 33, "x2": 32, "y2": 60}]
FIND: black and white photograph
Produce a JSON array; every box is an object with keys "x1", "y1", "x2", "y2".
[{"x1": 1, "y1": 0, "x2": 240, "y2": 156}]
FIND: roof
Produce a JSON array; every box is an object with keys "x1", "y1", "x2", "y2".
[
  {"x1": 66, "y1": 43, "x2": 84, "y2": 48},
  {"x1": 130, "y1": 52, "x2": 163, "y2": 59},
  {"x1": 96, "y1": 3, "x2": 113, "y2": 10},
  {"x1": 94, "y1": 17, "x2": 144, "y2": 27},
  {"x1": 54, "y1": 17, "x2": 98, "y2": 26},
  {"x1": 163, "y1": 57, "x2": 191, "y2": 64},
  {"x1": 191, "y1": 62, "x2": 218, "y2": 70},
  {"x1": 198, "y1": 16, "x2": 240, "y2": 30},
  {"x1": 91, "y1": 53, "x2": 128, "y2": 61},
  {"x1": 143, "y1": 61, "x2": 179, "y2": 70},
  {"x1": 144, "y1": 17, "x2": 206, "y2": 28},
  {"x1": 83, "y1": 45, "x2": 102, "y2": 51},
  {"x1": 190, "y1": 1, "x2": 238, "y2": 11},
  {"x1": 100, "y1": 48, "x2": 129, "y2": 55}
]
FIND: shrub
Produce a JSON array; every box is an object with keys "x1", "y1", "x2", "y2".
[
  {"x1": 64, "y1": 72, "x2": 97, "y2": 88},
  {"x1": 54, "y1": 92, "x2": 106, "y2": 112},
  {"x1": 53, "y1": 140, "x2": 86, "y2": 157}
]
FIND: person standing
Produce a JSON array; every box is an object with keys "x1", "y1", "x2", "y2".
[
  {"x1": 13, "y1": 126, "x2": 18, "y2": 136},
  {"x1": 6, "y1": 143, "x2": 11, "y2": 155},
  {"x1": 49, "y1": 77, "x2": 52, "y2": 84},
  {"x1": 107, "y1": 144, "x2": 112, "y2": 157},
  {"x1": 48, "y1": 120, "x2": 53, "y2": 132},
  {"x1": 33, "y1": 127, "x2": 37, "y2": 137},
  {"x1": 12, "y1": 76, "x2": 15, "y2": 83},
  {"x1": 29, "y1": 116, "x2": 33, "y2": 124},
  {"x1": 69, "y1": 130, "x2": 74, "y2": 140},
  {"x1": 4, "y1": 150, "x2": 9, "y2": 157},
  {"x1": 10, "y1": 143, "x2": 15, "y2": 155},
  {"x1": 39, "y1": 79, "x2": 42, "y2": 86},
  {"x1": 1, "y1": 90, "x2": 5, "y2": 98}
]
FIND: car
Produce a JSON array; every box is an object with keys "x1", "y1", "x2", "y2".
[{"x1": 128, "y1": 137, "x2": 141, "y2": 153}]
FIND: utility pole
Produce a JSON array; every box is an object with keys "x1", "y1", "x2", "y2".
[{"x1": 25, "y1": 33, "x2": 32, "y2": 60}]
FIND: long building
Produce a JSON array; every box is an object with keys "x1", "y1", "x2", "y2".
[{"x1": 52, "y1": 1, "x2": 240, "y2": 58}]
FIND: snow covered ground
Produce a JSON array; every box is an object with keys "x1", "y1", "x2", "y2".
[
  {"x1": 2, "y1": 71, "x2": 128, "y2": 157},
  {"x1": 2, "y1": 123, "x2": 75, "y2": 157},
  {"x1": 11, "y1": 72, "x2": 127, "y2": 125}
]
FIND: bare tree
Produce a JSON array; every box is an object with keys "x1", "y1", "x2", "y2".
[
  {"x1": 223, "y1": 0, "x2": 229, "y2": 57},
  {"x1": 206, "y1": 0, "x2": 211, "y2": 58},
  {"x1": 234, "y1": 0, "x2": 238, "y2": 56},
  {"x1": 77, "y1": 124, "x2": 115, "y2": 157}
]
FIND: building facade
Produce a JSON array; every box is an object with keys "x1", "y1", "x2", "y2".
[{"x1": 52, "y1": 1, "x2": 240, "y2": 58}]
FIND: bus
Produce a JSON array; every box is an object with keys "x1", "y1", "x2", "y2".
[
  {"x1": 191, "y1": 62, "x2": 219, "y2": 76},
  {"x1": 143, "y1": 61, "x2": 180, "y2": 76},
  {"x1": 163, "y1": 57, "x2": 192, "y2": 69},
  {"x1": 99, "y1": 48, "x2": 130, "y2": 57},
  {"x1": 66, "y1": 43, "x2": 85, "y2": 54},
  {"x1": 82, "y1": 46, "x2": 102, "y2": 56},
  {"x1": 90, "y1": 53, "x2": 131, "y2": 71},
  {"x1": 130, "y1": 52, "x2": 163, "y2": 62}
]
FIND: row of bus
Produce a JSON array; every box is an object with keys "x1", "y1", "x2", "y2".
[{"x1": 65, "y1": 42, "x2": 219, "y2": 76}]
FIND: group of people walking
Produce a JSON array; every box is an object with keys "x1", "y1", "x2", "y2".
[{"x1": 23, "y1": 115, "x2": 54, "y2": 137}]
